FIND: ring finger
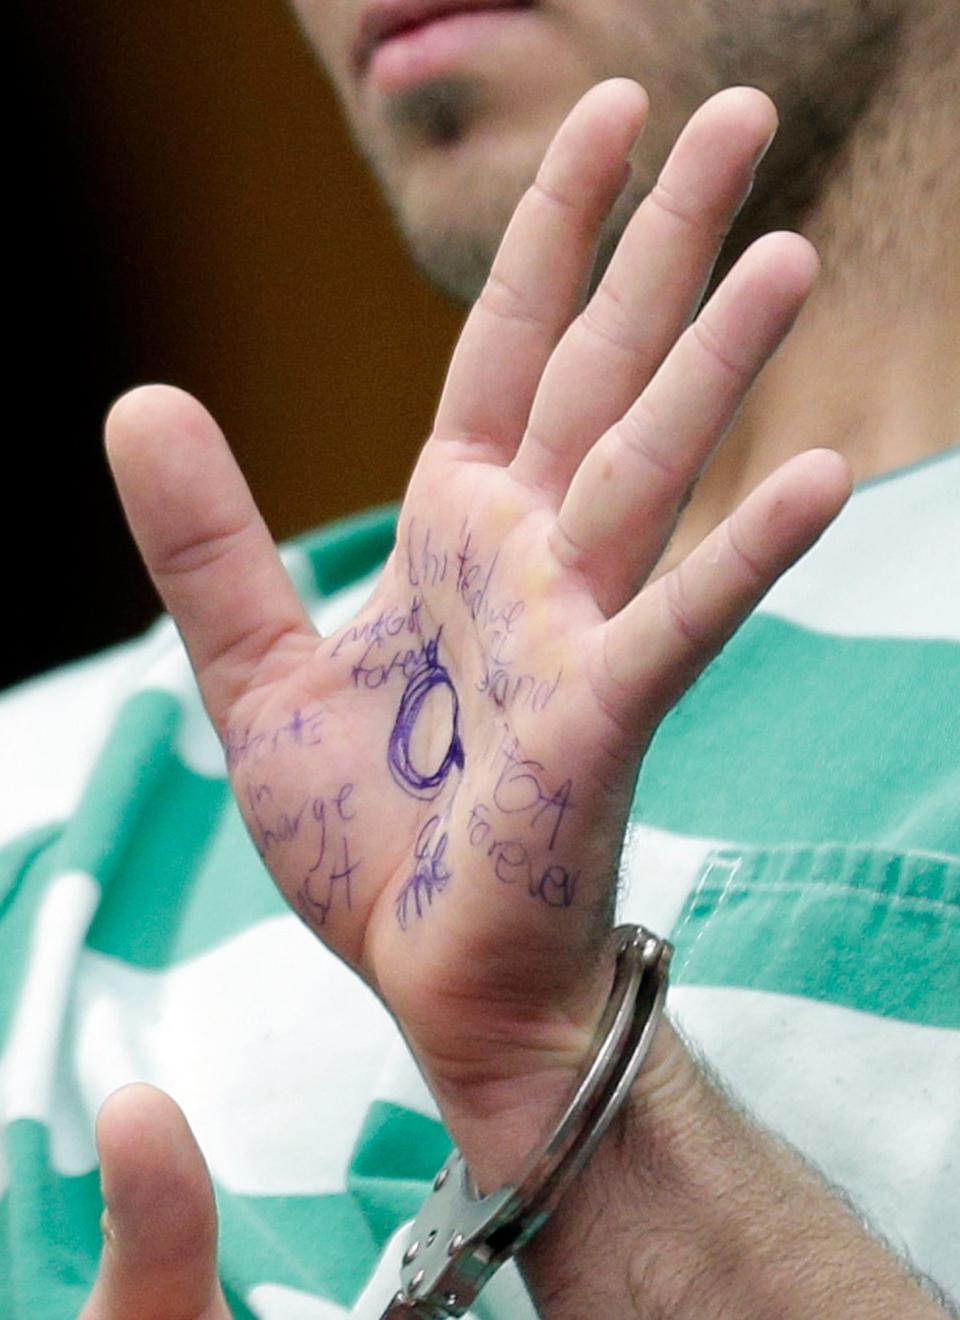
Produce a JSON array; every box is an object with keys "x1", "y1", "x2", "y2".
[{"x1": 553, "y1": 230, "x2": 820, "y2": 615}]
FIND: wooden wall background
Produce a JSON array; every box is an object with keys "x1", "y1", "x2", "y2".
[{"x1": 7, "y1": 0, "x2": 464, "y2": 690}]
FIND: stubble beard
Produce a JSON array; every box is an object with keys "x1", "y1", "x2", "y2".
[
  {"x1": 346, "y1": 0, "x2": 914, "y2": 307},
  {"x1": 359, "y1": 75, "x2": 542, "y2": 305}
]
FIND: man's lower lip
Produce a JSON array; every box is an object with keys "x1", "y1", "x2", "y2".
[{"x1": 366, "y1": 7, "x2": 536, "y2": 92}]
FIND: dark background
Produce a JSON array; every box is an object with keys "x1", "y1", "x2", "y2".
[{"x1": 8, "y1": 0, "x2": 464, "y2": 691}]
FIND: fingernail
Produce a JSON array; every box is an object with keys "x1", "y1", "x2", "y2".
[{"x1": 753, "y1": 124, "x2": 778, "y2": 170}]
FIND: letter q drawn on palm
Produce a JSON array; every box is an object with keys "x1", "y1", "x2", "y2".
[{"x1": 387, "y1": 633, "x2": 465, "y2": 799}]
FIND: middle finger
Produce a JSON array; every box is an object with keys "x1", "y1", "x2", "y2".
[{"x1": 510, "y1": 86, "x2": 778, "y2": 498}]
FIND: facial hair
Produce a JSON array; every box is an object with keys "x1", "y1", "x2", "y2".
[{"x1": 383, "y1": 76, "x2": 481, "y2": 147}]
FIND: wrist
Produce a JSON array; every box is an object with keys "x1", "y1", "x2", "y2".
[
  {"x1": 520, "y1": 1018, "x2": 942, "y2": 1320},
  {"x1": 426, "y1": 1000, "x2": 611, "y2": 1194},
  {"x1": 417, "y1": 934, "x2": 619, "y2": 1192},
  {"x1": 428, "y1": 932, "x2": 694, "y2": 1194},
  {"x1": 513, "y1": 1012, "x2": 704, "y2": 1316}
]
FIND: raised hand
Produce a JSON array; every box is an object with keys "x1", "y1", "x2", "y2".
[{"x1": 105, "y1": 78, "x2": 850, "y2": 1189}]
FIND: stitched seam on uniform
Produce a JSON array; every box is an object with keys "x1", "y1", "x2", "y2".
[
  {"x1": 668, "y1": 852, "x2": 724, "y2": 949},
  {"x1": 675, "y1": 854, "x2": 742, "y2": 979},
  {"x1": 691, "y1": 878, "x2": 960, "y2": 918}
]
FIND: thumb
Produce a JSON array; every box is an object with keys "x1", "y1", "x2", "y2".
[{"x1": 80, "y1": 1082, "x2": 231, "y2": 1320}]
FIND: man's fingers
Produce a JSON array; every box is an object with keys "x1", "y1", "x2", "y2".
[
  {"x1": 599, "y1": 448, "x2": 853, "y2": 727},
  {"x1": 512, "y1": 86, "x2": 778, "y2": 499},
  {"x1": 79, "y1": 1083, "x2": 231, "y2": 1320},
  {"x1": 555, "y1": 232, "x2": 820, "y2": 615},
  {"x1": 431, "y1": 78, "x2": 648, "y2": 457},
  {"x1": 105, "y1": 384, "x2": 317, "y2": 734}
]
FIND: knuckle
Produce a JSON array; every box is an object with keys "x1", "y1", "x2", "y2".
[
  {"x1": 725, "y1": 511, "x2": 767, "y2": 583},
  {"x1": 613, "y1": 398, "x2": 681, "y2": 482},
  {"x1": 156, "y1": 521, "x2": 247, "y2": 580},
  {"x1": 579, "y1": 285, "x2": 641, "y2": 358},
  {"x1": 662, "y1": 567, "x2": 707, "y2": 646},
  {"x1": 690, "y1": 316, "x2": 750, "y2": 381},
  {"x1": 648, "y1": 178, "x2": 729, "y2": 246},
  {"x1": 647, "y1": 178, "x2": 700, "y2": 232},
  {"x1": 530, "y1": 174, "x2": 578, "y2": 218},
  {"x1": 479, "y1": 269, "x2": 543, "y2": 328}
]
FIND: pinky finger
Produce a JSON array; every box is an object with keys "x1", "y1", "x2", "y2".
[{"x1": 599, "y1": 448, "x2": 852, "y2": 727}]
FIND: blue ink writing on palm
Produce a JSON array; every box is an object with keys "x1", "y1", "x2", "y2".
[
  {"x1": 226, "y1": 707, "x2": 324, "y2": 770},
  {"x1": 388, "y1": 632, "x2": 465, "y2": 800},
  {"x1": 297, "y1": 834, "x2": 362, "y2": 928},
  {"x1": 395, "y1": 814, "x2": 452, "y2": 930},
  {"x1": 467, "y1": 800, "x2": 579, "y2": 908}
]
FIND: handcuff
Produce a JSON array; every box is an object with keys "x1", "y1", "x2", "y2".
[{"x1": 378, "y1": 923, "x2": 673, "y2": 1319}]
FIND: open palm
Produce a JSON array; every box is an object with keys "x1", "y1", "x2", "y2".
[{"x1": 106, "y1": 78, "x2": 849, "y2": 1181}]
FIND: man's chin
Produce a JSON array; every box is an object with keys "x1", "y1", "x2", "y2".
[
  {"x1": 357, "y1": 72, "x2": 578, "y2": 303},
  {"x1": 380, "y1": 153, "x2": 526, "y2": 305},
  {"x1": 404, "y1": 219, "x2": 498, "y2": 305}
]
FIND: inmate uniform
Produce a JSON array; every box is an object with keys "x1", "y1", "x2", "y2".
[{"x1": 1, "y1": 449, "x2": 957, "y2": 1318}]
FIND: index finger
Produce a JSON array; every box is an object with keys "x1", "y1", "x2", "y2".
[{"x1": 431, "y1": 78, "x2": 648, "y2": 458}]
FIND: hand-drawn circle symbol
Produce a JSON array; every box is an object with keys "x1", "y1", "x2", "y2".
[{"x1": 388, "y1": 636, "x2": 465, "y2": 799}]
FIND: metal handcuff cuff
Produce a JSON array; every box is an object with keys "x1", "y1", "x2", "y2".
[{"x1": 378, "y1": 923, "x2": 673, "y2": 1320}]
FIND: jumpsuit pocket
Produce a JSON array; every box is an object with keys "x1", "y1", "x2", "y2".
[{"x1": 668, "y1": 841, "x2": 960, "y2": 1028}]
